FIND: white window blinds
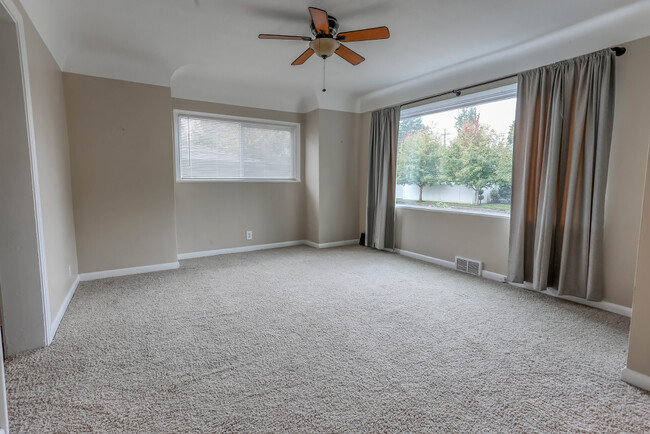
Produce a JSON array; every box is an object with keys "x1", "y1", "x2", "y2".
[{"x1": 177, "y1": 114, "x2": 298, "y2": 181}]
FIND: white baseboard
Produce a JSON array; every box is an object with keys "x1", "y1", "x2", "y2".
[
  {"x1": 551, "y1": 293, "x2": 632, "y2": 317},
  {"x1": 395, "y1": 249, "x2": 455, "y2": 269},
  {"x1": 396, "y1": 249, "x2": 505, "y2": 283},
  {"x1": 622, "y1": 367, "x2": 650, "y2": 392},
  {"x1": 179, "y1": 239, "x2": 358, "y2": 260},
  {"x1": 395, "y1": 248, "x2": 631, "y2": 317},
  {"x1": 48, "y1": 275, "x2": 80, "y2": 344},
  {"x1": 481, "y1": 270, "x2": 507, "y2": 282},
  {"x1": 79, "y1": 262, "x2": 180, "y2": 281},
  {"x1": 305, "y1": 239, "x2": 359, "y2": 249},
  {"x1": 178, "y1": 240, "x2": 305, "y2": 260},
  {"x1": 507, "y1": 280, "x2": 632, "y2": 317}
]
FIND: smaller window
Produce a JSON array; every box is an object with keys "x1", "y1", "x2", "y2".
[{"x1": 174, "y1": 110, "x2": 300, "y2": 182}]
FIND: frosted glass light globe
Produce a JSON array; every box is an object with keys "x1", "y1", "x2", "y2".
[{"x1": 309, "y1": 37, "x2": 340, "y2": 58}]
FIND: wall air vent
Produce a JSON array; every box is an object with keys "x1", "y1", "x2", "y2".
[{"x1": 455, "y1": 256, "x2": 482, "y2": 277}]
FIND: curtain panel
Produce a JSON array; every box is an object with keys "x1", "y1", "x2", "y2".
[
  {"x1": 366, "y1": 106, "x2": 400, "y2": 250},
  {"x1": 507, "y1": 49, "x2": 616, "y2": 301}
]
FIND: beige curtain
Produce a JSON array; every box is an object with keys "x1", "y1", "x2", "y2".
[
  {"x1": 507, "y1": 49, "x2": 616, "y2": 301},
  {"x1": 366, "y1": 106, "x2": 400, "y2": 250}
]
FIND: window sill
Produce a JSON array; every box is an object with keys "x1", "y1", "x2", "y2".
[
  {"x1": 396, "y1": 204, "x2": 510, "y2": 219},
  {"x1": 176, "y1": 178, "x2": 301, "y2": 184}
]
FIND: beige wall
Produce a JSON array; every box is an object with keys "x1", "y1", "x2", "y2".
[
  {"x1": 173, "y1": 103, "x2": 360, "y2": 251},
  {"x1": 358, "y1": 112, "x2": 371, "y2": 234},
  {"x1": 396, "y1": 208, "x2": 510, "y2": 273},
  {"x1": 317, "y1": 110, "x2": 360, "y2": 244},
  {"x1": 64, "y1": 73, "x2": 178, "y2": 272},
  {"x1": 304, "y1": 110, "x2": 320, "y2": 243},
  {"x1": 61, "y1": 82, "x2": 360, "y2": 269},
  {"x1": 358, "y1": 37, "x2": 650, "y2": 307},
  {"x1": 21, "y1": 7, "x2": 78, "y2": 319},
  {"x1": 627, "y1": 137, "x2": 650, "y2": 378},
  {"x1": 173, "y1": 98, "x2": 305, "y2": 254},
  {"x1": 304, "y1": 109, "x2": 360, "y2": 244},
  {"x1": 602, "y1": 37, "x2": 650, "y2": 307}
]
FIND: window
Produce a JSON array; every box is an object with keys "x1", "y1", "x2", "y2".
[
  {"x1": 396, "y1": 84, "x2": 517, "y2": 216},
  {"x1": 174, "y1": 111, "x2": 300, "y2": 182}
]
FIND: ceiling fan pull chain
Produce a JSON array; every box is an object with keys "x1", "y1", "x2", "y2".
[{"x1": 322, "y1": 59, "x2": 327, "y2": 92}]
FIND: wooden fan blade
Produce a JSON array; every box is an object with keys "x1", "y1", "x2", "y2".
[
  {"x1": 259, "y1": 34, "x2": 312, "y2": 41},
  {"x1": 335, "y1": 44, "x2": 365, "y2": 65},
  {"x1": 309, "y1": 7, "x2": 329, "y2": 34},
  {"x1": 337, "y1": 26, "x2": 390, "y2": 42},
  {"x1": 292, "y1": 48, "x2": 315, "y2": 65}
]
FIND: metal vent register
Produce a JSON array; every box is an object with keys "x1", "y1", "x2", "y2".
[{"x1": 455, "y1": 256, "x2": 482, "y2": 277}]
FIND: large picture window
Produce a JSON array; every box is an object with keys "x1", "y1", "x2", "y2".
[
  {"x1": 396, "y1": 84, "x2": 516, "y2": 216},
  {"x1": 174, "y1": 111, "x2": 300, "y2": 182}
]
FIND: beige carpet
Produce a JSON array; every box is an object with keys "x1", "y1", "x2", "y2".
[{"x1": 5, "y1": 245, "x2": 650, "y2": 432}]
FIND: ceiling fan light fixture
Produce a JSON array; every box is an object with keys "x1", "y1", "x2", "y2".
[
  {"x1": 309, "y1": 38, "x2": 340, "y2": 58},
  {"x1": 259, "y1": 7, "x2": 388, "y2": 67}
]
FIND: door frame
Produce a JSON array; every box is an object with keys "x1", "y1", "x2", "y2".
[{"x1": 0, "y1": 0, "x2": 52, "y2": 349}]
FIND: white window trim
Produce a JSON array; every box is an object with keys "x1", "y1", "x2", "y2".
[
  {"x1": 400, "y1": 83, "x2": 518, "y2": 120},
  {"x1": 173, "y1": 109, "x2": 301, "y2": 183},
  {"x1": 397, "y1": 83, "x2": 517, "y2": 217},
  {"x1": 396, "y1": 204, "x2": 511, "y2": 219}
]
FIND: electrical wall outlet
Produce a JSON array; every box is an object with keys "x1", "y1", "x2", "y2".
[
  {"x1": 246, "y1": 230, "x2": 253, "y2": 240},
  {"x1": 68, "y1": 264, "x2": 72, "y2": 278}
]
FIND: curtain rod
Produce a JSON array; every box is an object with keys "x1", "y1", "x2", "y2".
[{"x1": 400, "y1": 46, "x2": 626, "y2": 109}]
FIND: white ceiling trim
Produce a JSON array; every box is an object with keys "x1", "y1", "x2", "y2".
[
  {"x1": 19, "y1": 0, "x2": 650, "y2": 114},
  {"x1": 358, "y1": 0, "x2": 650, "y2": 113}
]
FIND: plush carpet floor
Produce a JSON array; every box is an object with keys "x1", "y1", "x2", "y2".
[{"x1": 5, "y1": 245, "x2": 650, "y2": 432}]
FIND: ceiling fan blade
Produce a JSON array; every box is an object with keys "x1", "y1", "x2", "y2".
[
  {"x1": 309, "y1": 7, "x2": 330, "y2": 34},
  {"x1": 292, "y1": 48, "x2": 315, "y2": 65},
  {"x1": 335, "y1": 44, "x2": 365, "y2": 65},
  {"x1": 259, "y1": 34, "x2": 313, "y2": 41},
  {"x1": 337, "y1": 26, "x2": 390, "y2": 42}
]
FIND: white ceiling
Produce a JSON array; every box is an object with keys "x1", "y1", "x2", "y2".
[{"x1": 19, "y1": 0, "x2": 650, "y2": 113}]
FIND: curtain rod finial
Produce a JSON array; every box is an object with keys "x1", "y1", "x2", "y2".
[{"x1": 611, "y1": 47, "x2": 626, "y2": 56}]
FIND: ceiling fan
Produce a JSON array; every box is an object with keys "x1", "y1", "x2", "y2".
[{"x1": 258, "y1": 7, "x2": 390, "y2": 67}]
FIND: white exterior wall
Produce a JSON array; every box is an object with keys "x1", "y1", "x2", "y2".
[{"x1": 397, "y1": 184, "x2": 494, "y2": 204}]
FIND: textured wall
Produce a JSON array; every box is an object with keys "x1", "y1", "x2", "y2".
[
  {"x1": 358, "y1": 112, "x2": 371, "y2": 235},
  {"x1": 317, "y1": 110, "x2": 360, "y2": 244},
  {"x1": 304, "y1": 109, "x2": 360, "y2": 244},
  {"x1": 304, "y1": 110, "x2": 320, "y2": 243},
  {"x1": 602, "y1": 36, "x2": 650, "y2": 308},
  {"x1": 64, "y1": 73, "x2": 178, "y2": 273},
  {"x1": 395, "y1": 208, "x2": 510, "y2": 274},
  {"x1": 626, "y1": 136, "x2": 650, "y2": 378},
  {"x1": 21, "y1": 6, "x2": 78, "y2": 320}
]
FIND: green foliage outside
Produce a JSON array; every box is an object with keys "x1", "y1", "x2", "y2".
[
  {"x1": 398, "y1": 117, "x2": 425, "y2": 143},
  {"x1": 454, "y1": 107, "x2": 479, "y2": 130},
  {"x1": 396, "y1": 109, "x2": 514, "y2": 206},
  {"x1": 396, "y1": 128, "x2": 444, "y2": 201},
  {"x1": 444, "y1": 116, "x2": 512, "y2": 204}
]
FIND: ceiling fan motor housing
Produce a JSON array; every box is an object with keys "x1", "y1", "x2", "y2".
[
  {"x1": 310, "y1": 15, "x2": 339, "y2": 37},
  {"x1": 309, "y1": 15, "x2": 340, "y2": 58}
]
